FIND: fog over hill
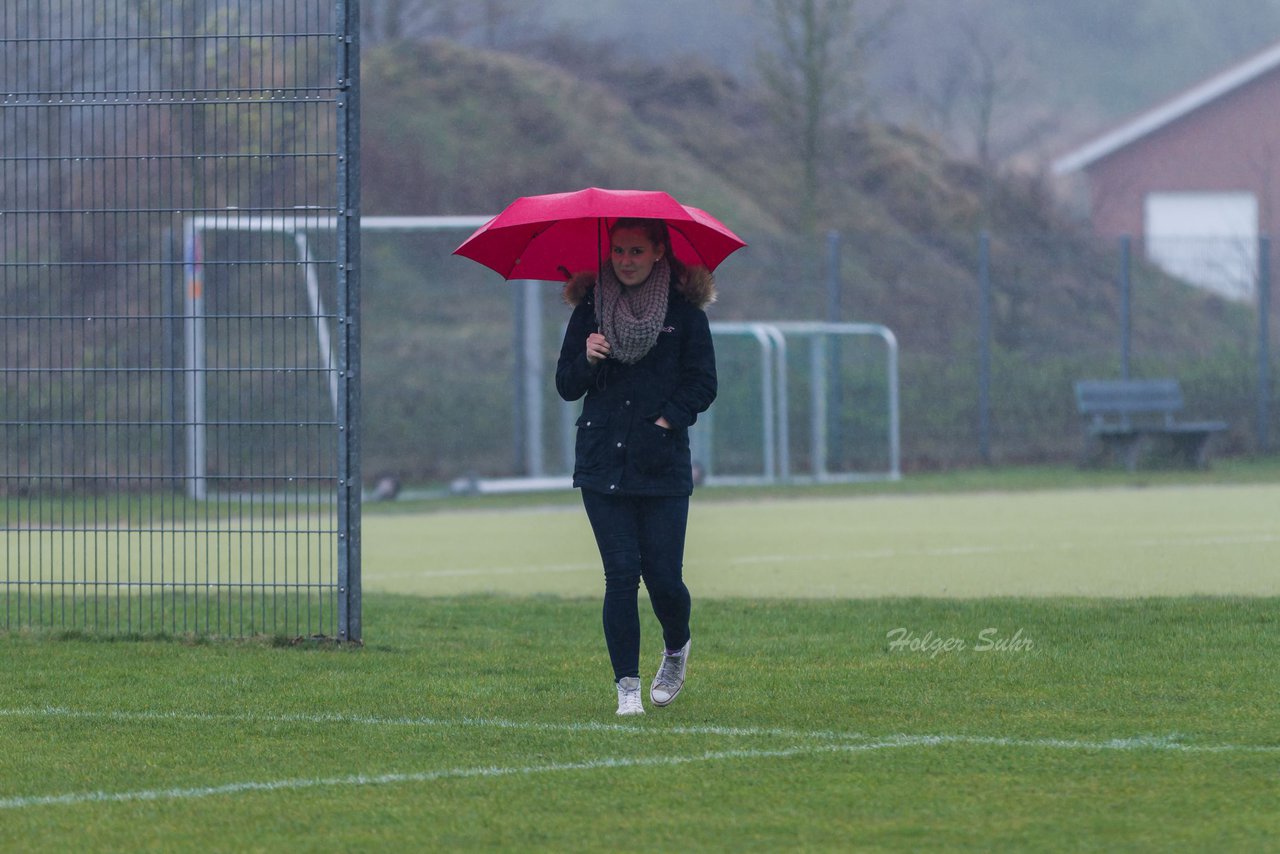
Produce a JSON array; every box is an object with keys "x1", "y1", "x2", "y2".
[{"x1": 429, "y1": 0, "x2": 1280, "y2": 170}]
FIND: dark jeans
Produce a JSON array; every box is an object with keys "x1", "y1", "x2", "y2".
[{"x1": 580, "y1": 489, "x2": 692, "y2": 682}]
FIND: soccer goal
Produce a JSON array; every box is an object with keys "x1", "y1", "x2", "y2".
[
  {"x1": 181, "y1": 214, "x2": 489, "y2": 501},
  {"x1": 183, "y1": 217, "x2": 901, "y2": 499},
  {"x1": 686, "y1": 321, "x2": 901, "y2": 486}
]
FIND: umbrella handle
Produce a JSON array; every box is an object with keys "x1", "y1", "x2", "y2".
[{"x1": 587, "y1": 287, "x2": 601, "y2": 335}]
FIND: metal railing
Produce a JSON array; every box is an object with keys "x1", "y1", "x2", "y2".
[
  {"x1": 448, "y1": 319, "x2": 901, "y2": 494},
  {"x1": 698, "y1": 322, "x2": 901, "y2": 485}
]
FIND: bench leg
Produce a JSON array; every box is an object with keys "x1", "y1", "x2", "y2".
[
  {"x1": 1081, "y1": 434, "x2": 1142, "y2": 471},
  {"x1": 1158, "y1": 432, "x2": 1215, "y2": 468},
  {"x1": 1120, "y1": 438, "x2": 1140, "y2": 473},
  {"x1": 1079, "y1": 438, "x2": 1109, "y2": 469},
  {"x1": 1187, "y1": 433, "x2": 1211, "y2": 468}
]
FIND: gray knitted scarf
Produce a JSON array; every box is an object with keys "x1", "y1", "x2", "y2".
[{"x1": 597, "y1": 257, "x2": 670, "y2": 364}]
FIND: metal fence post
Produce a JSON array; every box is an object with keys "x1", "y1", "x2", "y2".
[
  {"x1": 1119, "y1": 235, "x2": 1132, "y2": 380},
  {"x1": 522, "y1": 280, "x2": 545, "y2": 477},
  {"x1": 1258, "y1": 236, "x2": 1271, "y2": 454},
  {"x1": 512, "y1": 284, "x2": 526, "y2": 471},
  {"x1": 978, "y1": 231, "x2": 992, "y2": 464},
  {"x1": 825, "y1": 230, "x2": 842, "y2": 467},
  {"x1": 810, "y1": 335, "x2": 828, "y2": 477},
  {"x1": 337, "y1": 0, "x2": 363, "y2": 643},
  {"x1": 826, "y1": 230, "x2": 842, "y2": 321}
]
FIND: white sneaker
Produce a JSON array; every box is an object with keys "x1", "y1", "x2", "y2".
[
  {"x1": 616, "y1": 676, "x2": 644, "y2": 716},
  {"x1": 650, "y1": 639, "x2": 689, "y2": 707}
]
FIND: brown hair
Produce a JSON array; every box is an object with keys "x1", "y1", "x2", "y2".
[{"x1": 609, "y1": 217, "x2": 688, "y2": 282}]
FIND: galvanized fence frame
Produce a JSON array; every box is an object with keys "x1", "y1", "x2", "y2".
[{"x1": 1, "y1": 0, "x2": 361, "y2": 640}]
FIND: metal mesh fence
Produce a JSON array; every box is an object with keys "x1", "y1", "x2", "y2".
[
  {"x1": 1, "y1": 0, "x2": 360, "y2": 639},
  {"x1": 974, "y1": 231, "x2": 1275, "y2": 466},
  {"x1": 344, "y1": 225, "x2": 901, "y2": 491},
  {"x1": 346, "y1": 224, "x2": 1274, "y2": 488},
  {"x1": 718, "y1": 227, "x2": 1273, "y2": 469}
]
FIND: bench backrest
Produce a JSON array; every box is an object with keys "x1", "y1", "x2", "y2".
[{"x1": 1074, "y1": 379, "x2": 1183, "y2": 426}]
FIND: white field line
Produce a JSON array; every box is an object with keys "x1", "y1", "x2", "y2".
[
  {"x1": 0, "y1": 741, "x2": 937, "y2": 810},
  {"x1": 372, "y1": 562, "x2": 598, "y2": 580},
  {"x1": 1, "y1": 732, "x2": 1277, "y2": 812},
  {"x1": 0, "y1": 707, "x2": 1277, "y2": 810},
  {"x1": 7, "y1": 706, "x2": 1274, "y2": 754},
  {"x1": 367, "y1": 532, "x2": 1280, "y2": 579},
  {"x1": 729, "y1": 532, "x2": 1280, "y2": 566},
  {"x1": 0, "y1": 706, "x2": 868, "y2": 742}
]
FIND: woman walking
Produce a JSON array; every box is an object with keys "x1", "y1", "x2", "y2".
[{"x1": 556, "y1": 217, "x2": 717, "y2": 716}]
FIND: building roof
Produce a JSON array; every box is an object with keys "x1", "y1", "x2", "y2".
[{"x1": 1053, "y1": 40, "x2": 1280, "y2": 175}]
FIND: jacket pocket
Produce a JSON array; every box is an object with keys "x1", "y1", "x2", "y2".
[
  {"x1": 574, "y1": 413, "x2": 610, "y2": 471},
  {"x1": 631, "y1": 419, "x2": 681, "y2": 476}
]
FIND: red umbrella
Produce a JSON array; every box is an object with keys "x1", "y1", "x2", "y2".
[{"x1": 452, "y1": 187, "x2": 747, "y2": 281}]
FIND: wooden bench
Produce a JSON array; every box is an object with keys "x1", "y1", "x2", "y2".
[{"x1": 1073, "y1": 379, "x2": 1228, "y2": 472}]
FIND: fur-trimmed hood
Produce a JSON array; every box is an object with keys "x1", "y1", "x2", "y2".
[{"x1": 562, "y1": 265, "x2": 717, "y2": 310}]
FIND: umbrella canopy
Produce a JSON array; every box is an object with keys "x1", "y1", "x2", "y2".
[{"x1": 453, "y1": 187, "x2": 746, "y2": 281}]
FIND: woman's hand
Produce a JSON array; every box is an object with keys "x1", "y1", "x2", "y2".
[
  {"x1": 585, "y1": 333, "x2": 611, "y2": 365},
  {"x1": 654, "y1": 416, "x2": 672, "y2": 429}
]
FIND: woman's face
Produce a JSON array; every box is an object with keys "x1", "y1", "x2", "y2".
[{"x1": 610, "y1": 227, "x2": 665, "y2": 287}]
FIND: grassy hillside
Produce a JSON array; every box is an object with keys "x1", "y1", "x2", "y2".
[
  {"x1": 522, "y1": 1, "x2": 1280, "y2": 153},
  {"x1": 363, "y1": 40, "x2": 1247, "y2": 348},
  {"x1": 361, "y1": 41, "x2": 780, "y2": 234},
  {"x1": 356, "y1": 40, "x2": 1261, "y2": 474}
]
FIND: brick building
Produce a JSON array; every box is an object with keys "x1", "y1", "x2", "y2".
[{"x1": 1054, "y1": 41, "x2": 1280, "y2": 299}]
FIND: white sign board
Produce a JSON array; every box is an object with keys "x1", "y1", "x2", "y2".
[{"x1": 1144, "y1": 191, "x2": 1258, "y2": 300}]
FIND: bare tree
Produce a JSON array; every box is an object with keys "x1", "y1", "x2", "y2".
[
  {"x1": 956, "y1": 16, "x2": 1058, "y2": 173},
  {"x1": 755, "y1": 0, "x2": 861, "y2": 237},
  {"x1": 895, "y1": 4, "x2": 1058, "y2": 176},
  {"x1": 755, "y1": 0, "x2": 896, "y2": 238}
]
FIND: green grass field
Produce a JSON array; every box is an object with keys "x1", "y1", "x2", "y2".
[
  {"x1": 2, "y1": 474, "x2": 1279, "y2": 850},
  {"x1": 365, "y1": 481, "x2": 1280, "y2": 598}
]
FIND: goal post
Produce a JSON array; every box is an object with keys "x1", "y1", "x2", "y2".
[
  {"x1": 183, "y1": 217, "x2": 902, "y2": 500},
  {"x1": 181, "y1": 215, "x2": 490, "y2": 501}
]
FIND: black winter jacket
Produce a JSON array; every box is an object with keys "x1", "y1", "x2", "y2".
[{"x1": 555, "y1": 267, "x2": 718, "y2": 496}]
